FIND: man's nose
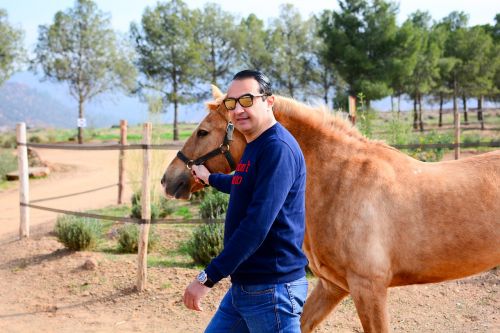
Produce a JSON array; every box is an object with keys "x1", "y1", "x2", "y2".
[{"x1": 233, "y1": 103, "x2": 245, "y2": 113}]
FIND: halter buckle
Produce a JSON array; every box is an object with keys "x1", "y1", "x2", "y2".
[{"x1": 219, "y1": 143, "x2": 230, "y2": 153}]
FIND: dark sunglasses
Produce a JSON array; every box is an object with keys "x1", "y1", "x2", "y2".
[{"x1": 223, "y1": 93, "x2": 268, "y2": 110}]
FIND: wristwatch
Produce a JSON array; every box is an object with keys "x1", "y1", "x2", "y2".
[{"x1": 197, "y1": 270, "x2": 215, "y2": 288}]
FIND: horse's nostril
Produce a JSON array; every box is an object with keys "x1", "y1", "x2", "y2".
[{"x1": 161, "y1": 174, "x2": 166, "y2": 186}]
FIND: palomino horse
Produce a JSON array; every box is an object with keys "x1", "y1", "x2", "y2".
[{"x1": 162, "y1": 86, "x2": 500, "y2": 332}]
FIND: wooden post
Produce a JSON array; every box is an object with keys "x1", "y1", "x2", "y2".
[
  {"x1": 348, "y1": 96, "x2": 356, "y2": 125},
  {"x1": 453, "y1": 77, "x2": 460, "y2": 160},
  {"x1": 137, "y1": 122, "x2": 152, "y2": 291},
  {"x1": 17, "y1": 123, "x2": 30, "y2": 238},
  {"x1": 118, "y1": 120, "x2": 127, "y2": 204}
]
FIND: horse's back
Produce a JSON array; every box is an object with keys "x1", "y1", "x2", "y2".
[{"x1": 388, "y1": 149, "x2": 500, "y2": 285}]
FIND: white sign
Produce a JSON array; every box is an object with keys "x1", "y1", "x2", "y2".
[{"x1": 77, "y1": 118, "x2": 87, "y2": 128}]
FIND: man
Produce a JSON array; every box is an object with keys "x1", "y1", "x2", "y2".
[{"x1": 183, "y1": 70, "x2": 308, "y2": 332}]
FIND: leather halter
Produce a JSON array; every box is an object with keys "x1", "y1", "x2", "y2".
[{"x1": 177, "y1": 122, "x2": 237, "y2": 172}]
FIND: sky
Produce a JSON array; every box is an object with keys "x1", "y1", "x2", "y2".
[{"x1": 1, "y1": 0, "x2": 499, "y2": 51}]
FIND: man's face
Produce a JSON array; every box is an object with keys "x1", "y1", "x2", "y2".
[{"x1": 226, "y1": 78, "x2": 274, "y2": 140}]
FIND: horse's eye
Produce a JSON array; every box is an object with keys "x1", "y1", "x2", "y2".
[{"x1": 197, "y1": 129, "x2": 209, "y2": 137}]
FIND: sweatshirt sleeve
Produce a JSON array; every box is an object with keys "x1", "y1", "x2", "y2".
[
  {"x1": 208, "y1": 173, "x2": 233, "y2": 194},
  {"x1": 205, "y1": 141, "x2": 297, "y2": 283}
]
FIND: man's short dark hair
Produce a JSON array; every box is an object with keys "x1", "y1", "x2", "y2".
[{"x1": 232, "y1": 70, "x2": 273, "y2": 96}]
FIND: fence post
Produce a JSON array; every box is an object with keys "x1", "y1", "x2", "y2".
[
  {"x1": 118, "y1": 120, "x2": 127, "y2": 204},
  {"x1": 17, "y1": 122, "x2": 30, "y2": 238},
  {"x1": 348, "y1": 96, "x2": 356, "y2": 125},
  {"x1": 137, "y1": 122, "x2": 152, "y2": 291}
]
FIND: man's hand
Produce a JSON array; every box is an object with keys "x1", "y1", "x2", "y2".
[
  {"x1": 191, "y1": 164, "x2": 211, "y2": 185},
  {"x1": 183, "y1": 279, "x2": 211, "y2": 311}
]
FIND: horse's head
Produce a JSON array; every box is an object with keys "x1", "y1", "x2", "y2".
[{"x1": 161, "y1": 85, "x2": 247, "y2": 199}]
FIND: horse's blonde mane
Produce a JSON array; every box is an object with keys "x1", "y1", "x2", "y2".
[{"x1": 274, "y1": 96, "x2": 367, "y2": 141}]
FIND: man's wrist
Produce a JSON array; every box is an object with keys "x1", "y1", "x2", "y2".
[{"x1": 196, "y1": 270, "x2": 215, "y2": 288}]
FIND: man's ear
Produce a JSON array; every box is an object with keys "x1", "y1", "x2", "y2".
[
  {"x1": 211, "y1": 85, "x2": 223, "y2": 99},
  {"x1": 266, "y1": 95, "x2": 275, "y2": 109}
]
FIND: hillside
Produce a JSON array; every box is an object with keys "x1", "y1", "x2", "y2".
[{"x1": 0, "y1": 82, "x2": 74, "y2": 130}]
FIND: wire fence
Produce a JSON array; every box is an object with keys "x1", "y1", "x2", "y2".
[
  {"x1": 17, "y1": 140, "x2": 223, "y2": 225},
  {"x1": 17, "y1": 139, "x2": 499, "y2": 228}
]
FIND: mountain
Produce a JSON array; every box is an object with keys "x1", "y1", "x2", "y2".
[
  {"x1": 0, "y1": 71, "x2": 208, "y2": 131},
  {"x1": 0, "y1": 82, "x2": 74, "y2": 130}
]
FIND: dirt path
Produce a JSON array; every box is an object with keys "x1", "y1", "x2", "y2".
[{"x1": 0, "y1": 148, "x2": 176, "y2": 242}]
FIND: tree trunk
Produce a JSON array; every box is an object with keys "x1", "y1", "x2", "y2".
[
  {"x1": 397, "y1": 95, "x2": 401, "y2": 114},
  {"x1": 78, "y1": 96, "x2": 84, "y2": 144},
  {"x1": 390, "y1": 95, "x2": 394, "y2": 113},
  {"x1": 418, "y1": 94, "x2": 424, "y2": 132},
  {"x1": 210, "y1": 41, "x2": 217, "y2": 85},
  {"x1": 173, "y1": 73, "x2": 179, "y2": 141},
  {"x1": 453, "y1": 76, "x2": 460, "y2": 160},
  {"x1": 478, "y1": 95, "x2": 484, "y2": 130},
  {"x1": 413, "y1": 97, "x2": 418, "y2": 129},
  {"x1": 462, "y1": 95, "x2": 468, "y2": 125},
  {"x1": 173, "y1": 98, "x2": 179, "y2": 141},
  {"x1": 323, "y1": 81, "x2": 328, "y2": 105},
  {"x1": 438, "y1": 92, "x2": 443, "y2": 127}
]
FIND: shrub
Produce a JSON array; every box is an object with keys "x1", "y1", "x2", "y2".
[
  {"x1": 117, "y1": 223, "x2": 159, "y2": 253},
  {"x1": 28, "y1": 135, "x2": 42, "y2": 143},
  {"x1": 199, "y1": 188, "x2": 229, "y2": 219},
  {"x1": 55, "y1": 216, "x2": 102, "y2": 251},
  {"x1": 408, "y1": 131, "x2": 453, "y2": 162},
  {"x1": 187, "y1": 222, "x2": 224, "y2": 266},
  {"x1": 0, "y1": 150, "x2": 17, "y2": 181},
  {"x1": 130, "y1": 192, "x2": 174, "y2": 219},
  {"x1": 384, "y1": 111, "x2": 412, "y2": 145},
  {"x1": 1, "y1": 135, "x2": 16, "y2": 148}
]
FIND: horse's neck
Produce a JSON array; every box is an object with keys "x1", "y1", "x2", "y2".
[{"x1": 273, "y1": 98, "x2": 368, "y2": 165}]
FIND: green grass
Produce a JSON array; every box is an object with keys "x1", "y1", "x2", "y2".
[{"x1": 174, "y1": 206, "x2": 193, "y2": 219}]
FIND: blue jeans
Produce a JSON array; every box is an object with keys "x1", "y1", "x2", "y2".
[{"x1": 205, "y1": 276, "x2": 308, "y2": 333}]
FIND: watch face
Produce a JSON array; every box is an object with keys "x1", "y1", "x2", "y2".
[{"x1": 197, "y1": 271, "x2": 207, "y2": 284}]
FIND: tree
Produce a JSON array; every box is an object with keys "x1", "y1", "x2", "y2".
[
  {"x1": 319, "y1": 0, "x2": 399, "y2": 105},
  {"x1": 267, "y1": 4, "x2": 315, "y2": 99},
  {"x1": 404, "y1": 11, "x2": 441, "y2": 131},
  {"x1": 0, "y1": 9, "x2": 25, "y2": 86},
  {"x1": 389, "y1": 13, "x2": 421, "y2": 113},
  {"x1": 464, "y1": 26, "x2": 495, "y2": 128},
  {"x1": 131, "y1": 0, "x2": 200, "y2": 140},
  {"x1": 236, "y1": 14, "x2": 273, "y2": 72},
  {"x1": 195, "y1": 3, "x2": 239, "y2": 87},
  {"x1": 311, "y1": 11, "x2": 339, "y2": 106},
  {"x1": 33, "y1": 0, "x2": 136, "y2": 144},
  {"x1": 430, "y1": 23, "x2": 455, "y2": 127}
]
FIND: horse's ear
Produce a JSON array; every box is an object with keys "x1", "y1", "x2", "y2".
[
  {"x1": 211, "y1": 85, "x2": 223, "y2": 99},
  {"x1": 205, "y1": 100, "x2": 219, "y2": 112}
]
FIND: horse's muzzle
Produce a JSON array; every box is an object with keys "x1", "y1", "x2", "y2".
[{"x1": 161, "y1": 171, "x2": 192, "y2": 200}]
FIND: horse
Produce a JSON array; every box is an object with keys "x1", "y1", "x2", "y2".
[{"x1": 161, "y1": 86, "x2": 500, "y2": 332}]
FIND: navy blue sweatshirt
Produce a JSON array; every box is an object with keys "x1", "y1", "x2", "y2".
[{"x1": 205, "y1": 122, "x2": 308, "y2": 285}]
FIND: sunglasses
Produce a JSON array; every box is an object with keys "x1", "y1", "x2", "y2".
[{"x1": 223, "y1": 93, "x2": 268, "y2": 110}]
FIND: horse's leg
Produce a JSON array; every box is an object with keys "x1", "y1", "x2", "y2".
[
  {"x1": 301, "y1": 278, "x2": 348, "y2": 333},
  {"x1": 348, "y1": 276, "x2": 390, "y2": 333}
]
